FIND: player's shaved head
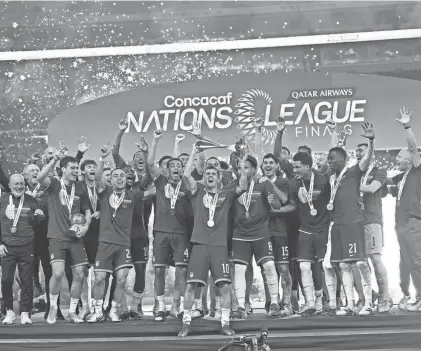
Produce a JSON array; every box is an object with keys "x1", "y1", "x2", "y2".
[{"x1": 10, "y1": 173, "x2": 24, "y2": 183}]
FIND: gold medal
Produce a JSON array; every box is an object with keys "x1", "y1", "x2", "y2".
[{"x1": 11, "y1": 226, "x2": 17, "y2": 234}]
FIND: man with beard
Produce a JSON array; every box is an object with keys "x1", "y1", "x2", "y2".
[
  {"x1": 37, "y1": 152, "x2": 92, "y2": 324},
  {"x1": 178, "y1": 144, "x2": 247, "y2": 338},
  {"x1": 0, "y1": 174, "x2": 44, "y2": 325},
  {"x1": 147, "y1": 129, "x2": 191, "y2": 322},
  {"x1": 88, "y1": 143, "x2": 155, "y2": 323},
  {"x1": 355, "y1": 143, "x2": 392, "y2": 313},
  {"x1": 229, "y1": 155, "x2": 282, "y2": 318},
  {"x1": 388, "y1": 107, "x2": 421, "y2": 312},
  {"x1": 326, "y1": 122, "x2": 375, "y2": 316},
  {"x1": 258, "y1": 153, "x2": 293, "y2": 316}
]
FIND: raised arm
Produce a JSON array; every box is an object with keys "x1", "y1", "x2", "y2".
[
  {"x1": 135, "y1": 137, "x2": 153, "y2": 189},
  {"x1": 254, "y1": 118, "x2": 265, "y2": 161},
  {"x1": 172, "y1": 134, "x2": 185, "y2": 158},
  {"x1": 273, "y1": 117, "x2": 292, "y2": 171},
  {"x1": 37, "y1": 147, "x2": 66, "y2": 187},
  {"x1": 358, "y1": 122, "x2": 375, "y2": 172},
  {"x1": 95, "y1": 142, "x2": 111, "y2": 192},
  {"x1": 147, "y1": 130, "x2": 163, "y2": 179},
  {"x1": 112, "y1": 118, "x2": 129, "y2": 168},
  {"x1": 76, "y1": 136, "x2": 91, "y2": 164},
  {"x1": 396, "y1": 106, "x2": 421, "y2": 168},
  {"x1": 183, "y1": 144, "x2": 199, "y2": 193}
]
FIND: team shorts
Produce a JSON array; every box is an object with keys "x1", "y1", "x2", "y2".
[
  {"x1": 231, "y1": 237, "x2": 274, "y2": 266},
  {"x1": 94, "y1": 242, "x2": 133, "y2": 273},
  {"x1": 331, "y1": 222, "x2": 366, "y2": 263},
  {"x1": 365, "y1": 223, "x2": 383, "y2": 255},
  {"x1": 131, "y1": 237, "x2": 149, "y2": 264},
  {"x1": 272, "y1": 236, "x2": 289, "y2": 264},
  {"x1": 49, "y1": 239, "x2": 89, "y2": 268},
  {"x1": 153, "y1": 231, "x2": 189, "y2": 267},
  {"x1": 297, "y1": 229, "x2": 329, "y2": 263},
  {"x1": 83, "y1": 241, "x2": 99, "y2": 266},
  {"x1": 187, "y1": 244, "x2": 231, "y2": 286}
]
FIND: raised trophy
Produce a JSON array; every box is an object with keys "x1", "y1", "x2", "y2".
[
  {"x1": 69, "y1": 213, "x2": 87, "y2": 238},
  {"x1": 337, "y1": 125, "x2": 352, "y2": 148},
  {"x1": 188, "y1": 130, "x2": 236, "y2": 153}
]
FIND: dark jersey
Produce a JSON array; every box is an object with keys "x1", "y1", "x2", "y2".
[
  {"x1": 268, "y1": 176, "x2": 289, "y2": 238},
  {"x1": 361, "y1": 166, "x2": 386, "y2": 225}
]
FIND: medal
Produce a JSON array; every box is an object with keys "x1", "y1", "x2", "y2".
[
  {"x1": 169, "y1": 181, "x2": 182, "y2": 214},
  {"x1": 60, "y1": 179, "x2": 75, "y2": 221},
  {"x1": 110, "y1": 217, "x2": 114, "y2": 223},
  {"x1": 9, "y1": 194, "x2": 24, "y2": 234},
  {"x1": 111, "y1": 191, "x2": 125, "y2": 222},
  {"x1": 242, "y1": 180, "x2": 254, "y2": 220},
  {"x1": 360, "y1": 164, "x2": 375, "y2": 197},
  {"x1": 301, "y1": 172, "x2": 317, "y2": 216},
  {"x1": 327, "y1": 165, "x2": 348, "y2": 211},
  {"x1": 207, "y1": 220, "x2": 215, "y2": 228},
  {"x1": 26, "y1": 183, "x2": 40, "y2": 197},
  {"x1": 206, "y1": 191, "x2": 219, "y2": 229},
  {"x1": 397, "y1": 167, "x2": 411, "y2": 208}
]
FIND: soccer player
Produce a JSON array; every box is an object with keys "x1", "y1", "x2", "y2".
[
  {"x1": 287, "y1": 152, "x2": 331, "y2": 316},
  {"x1": 88, "y1": 142, "x2": 155, "y2": 322},
  {"x1": 326, "y1": 121, "x2": 376, "y2": 316},
  {"x1": 388, "y1": 106, "x2": 421, "y2": 312},
  {"x1": 355, "y1": 143, "x2": 392, "y2": 313},
  {"x1": 37, "y1": 150, "x2": 92, "y2": 324},
  {"x1": 0, "y1": 174, "x2": 44, "y2": 324},
  {"x1": 229, "y1": 155, "x2": 282, "y2": 318},
  {"x1": 147, "y1": 129, "x2": 192, "y2": 322},
  {"x1": 178, "y1": 144, "x2": 248, "y2": 338}
]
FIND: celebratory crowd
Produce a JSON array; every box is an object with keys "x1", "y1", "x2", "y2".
[{"x1": 0, "y1": 106, "x2": 420, "y2": 339}]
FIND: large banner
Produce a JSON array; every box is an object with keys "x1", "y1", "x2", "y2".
[{"x1": 49, "y1": 72, "x2": 421, "y2": 161}]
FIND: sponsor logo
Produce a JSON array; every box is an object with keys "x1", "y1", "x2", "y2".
[
  {"x1": 96, "y1": 261, "x2": 99, "y2": 267},
  {"x1": 189, "y1": 272, "x2": 194, "y2": 278},
  {"x1": 50, "y1": 254, "x2": 54, "y2": 260}
]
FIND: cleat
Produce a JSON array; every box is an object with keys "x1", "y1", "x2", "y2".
[
  {"x1": 264, "y1": 301, "x2": 271, "y2": 314},
  {"x1": 209, "y1": 309, "x2": 215, "y2": 318},
  {"x1": 372, "y1": 291, "x2": 379, "y2": 306},
  {"x1": 406, "y1": 298, "x2": 421, "y2": 312},
  {"x1": 215, "y1": 308, "x2": 222, "y2": 320},
  {"x1": 356, "y1": 300, "x2": 365, "y2": 311},
  {"x1": 245, "y1": 302, "x2": 253, "y2": 315},
  {"x1": 399, "y1": 296, "x2": 411, "y2": 310},
  {"x1": 192, "y1": 309, "x2": 204, "y2": 319},
  {"x1": 359, "y1": 305, "x2": 375, "y2": 316},
  {"x1": 78, "y1": 307, "x2": 91, "y2": 321},
  {"x1": 378, "y1": 299, "x2": 393, "y2": 313},
  {"x1": 231, "y1": 307, "x2": 246, "y2": 320},
  {"x1": 178, "y1": 323, "x2": 191, "y2": 338},
  {"x1": 281, "y1": 303, "x2": 294, "y2": 317},
  {"x1": 299, "y1": 307, "x2": 316, "y2": 317},
  {"x1": 267, "y1": 303, "x2": 282, "y2": 317},
  {"x1": 129, "y1": 310, "x2": 143, "y2": 320},
  {"x1": 336, "y1": 297, "x2": 344, "y2": 308},
  {"x1": 154, "y1": 310, "x2": 166, "y2": 322},
  {"x1": 108, "y1": 309, "x2": 121, "y2": 322},
  {"x1": 3, "y1": 310, "x2": 16, "y2": 325},
  {"x1": 323, "y1": 307, "x2": 337, "y2": 316},
  {"x1": 177, "y1": 311, "x2": 184, "y2": 321},
  {"x1": 47, "y1": 305, "x2": 58, "y2": 324},
  {"x1": 119, "y1": 311, "x2": 130, "y2": 321},
  {"x1": 336, "y1": 307, "x2": 357, "y2": 316},
  {"x1": 221, "y1": 324, "x2": 235, "y2": 336},
  {"x1": 87, "y1": 311, "x2": 105, "y2": 323},
  {"x1": 20, "y1": 312, "x2": 32, "y2": 325},
  {"x1": 67, "y1": 312, "x2": 84, "y2": 324}
]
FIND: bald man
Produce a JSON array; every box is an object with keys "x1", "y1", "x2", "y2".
[{"x1": 0, "y1": 174, "x2": 44, "y2": 325}]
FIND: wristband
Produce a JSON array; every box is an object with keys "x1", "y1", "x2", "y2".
[{"x1": 404, "y1": 125, "x2": 411, "y2": 130}]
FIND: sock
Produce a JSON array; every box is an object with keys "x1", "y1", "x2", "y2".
[
  {"x1": 95, "y1": 299, "x2": 103, "y2": 314},
  {"x1": 340, "y1": 263, "x2": 355, "y2": 309},
  {"x1": 263, "y1": 262, "x2": 279, "y2": 305},
  {"x1": 300, "y1": 262, "x2": 315, "y2": 307},
  {"x1": 373, "y1": 260, "x2": 389, "y2": 300},
  {"x1": 279, "y1": 270, "x2": 292, "y2": 305},
  {"x1": 315, "y1": 289, "x2": 323, "y2": 299},
  {"x1": 157, "y1": 295, "x2": 165, "y2": 312},
  {"x1": 81, "y1": 294, "x2": 89, "y2": 309},
  {"x1": 111, "y1": 300, "x2": 120, "y2": 312},
  {"x1": 195, "y1": 298, "x2": 203, "y2": 311},
  {"x1": 215, "y1": 296, "x2": 221, "y2": 311},
  {"x1": 130, "y1": 292, "x2": 144, "y2": 312},
  {"x1": 183, "y1": 309, "x2": 192, "y2": 325},
  {"x1": 234, "y1": 264, "x2": 247, "y2": 309},
  {"x1": 69, "y1": 298, "x2": 79, "y2": 314},
  {"x1": 357, "y1": 261, "x2": 372, "y2": 306},
  {"x1": 221, "y1": 308, "x2": 230, "y2": 326},
  {"x1": 179, "y1": 296, "x2": 185, "y2": 312},
  {"x1": 323, "y1": 266, "x2": 337, "y2": 309},
  {"x1": 50, "y1": 294, "x2": 59, "y2": 308}
]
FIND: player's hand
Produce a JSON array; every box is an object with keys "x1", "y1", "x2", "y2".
[
  {"x1": 276, "y1": 117, "x2": 286, "y2": 132},
  {"x1": 253, "y1": 117, "x2": 263, "y2": 129},
  {"x1": 100, "y1": 142, "x2": 111, "y2": 159},
  {"x1": 268, "y1": 193, "x2": 276, "y2": 205},
  {"x1": 76, "y1": 224, "x2": 89, "y2": 239},
  {"x1": 396, "y1": 106, "x2": 412, "y2": 126},
  {"x1": 360, "y1": 122, "x2": 375, "y2": 140},
  {"x1": 175, "y1": 134, "x2": 186, "y2": 142},
  {"x1": 0, "y1": 244, "x2": 8, "y2": 257},
  {"x1": 119, "y1": 118, "x2": 129, "y2": 131},
  {"x1": 258, "y1": 176, "x2": 269, "y2": 184},
  {"x1": 191, "y1": 121, "x2": 202, "y2": 137},
  {"x1": 34, "y1": 209, "x2": 45, "y2": 220},
  {"x1": 31, "y1": 152, "x2": 41, "y2": 162},
  {"x1": 58, "y1": 141, "x2": 68, "y2": 156},
  {"x1": 92, "y1": 211, "x2": 100, "y2": 219},
  {"x1": 135, "y1": 136, "x2": 148, "y2": 153},
  {"x1": 153, "y1": 129, "x2": 163, "y2": 140},
  {"x1": 78, "y1": 136, "x2": 91, "y2": 154},
  {"x1": 326, "y1": 117, "x2": 336, "y2": 131},
  {"x1": 54, "y1": 147, "x2": 66, "y2": 161}
]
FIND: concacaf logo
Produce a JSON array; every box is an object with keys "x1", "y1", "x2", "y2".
[{"x1": 233, "y1": 89, "x2": 278, "y2": 147}]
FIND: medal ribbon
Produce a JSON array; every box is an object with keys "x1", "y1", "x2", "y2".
[
  {"x1": 242, "y1": 179, "x2": 255, "y2": 213},
  {"x1": 60, "y1": 179, "x2": 75, "y2": 219},
  {"x1": 207, "y1": 192, "x2": 219, "y2": 224},
  {"x1": 170, "y1": 181, "x2": 182, "y2": 209},
  {"x1": 112, "y1": 191, "x2": 126, "y2": 219},
  {"x1": 398, "y1": 167, "x2": 412, "y2": 203},
  {"x1": 26, "y1": 183, "x2": 40, "y2": 197},
  {"x1": 87, "y1": 184, "x2": 97, "y2": 212},
  {"x1": 328, "y1": 165, "x2": 348, "y2": 207},
  {"x1": 302, "y1": 172, "x2": 316, "y2": 212},
  {"x1": 360, "y1": 164, "x2": 375, "y2": 197},
  {"x1": 232, "y1": 172, "x2": 237, "y2": 180},
  {"x1": 9, "y1": 194, "x2": 24, "y2": 229}
]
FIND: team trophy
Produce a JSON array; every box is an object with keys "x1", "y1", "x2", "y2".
[
  {"x1": 69, "y1": 213, "x2": 87, "y2": 238},
  {"x1": 188, "y1": 131, "x2": 236, "y2": 153},
  {"x1": 337, "y1": 125, "x2": 352, "y2": 148}
]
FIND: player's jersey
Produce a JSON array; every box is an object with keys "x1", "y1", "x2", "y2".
[
  {"x1": 361, "y1": 166, "x2": 387, "y2": 225},
  {"x1": 78, "y1": 181, "x2": 100, "y2": 242},
  {"x1": 268, "y1": 176, "x2": 289, "y2": 238},
  {"x1": 98, "y1": 186, "x2": 144, "y2": 247},
  {"x1": 130, "y1": 181, "x2": 148, "y2": 240}
]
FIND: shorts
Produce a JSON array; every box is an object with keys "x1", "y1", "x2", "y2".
[
  {"x1": 49, "y1": 239, "x2": 89, "y2": 268},
  {"x1": 131, "y1": 237, "x2": 149, "y2": 264},
  {"x1": 272, "y1": 236, "x2": 289, "y2": 264},
  {"x1": 231, "y1": 237, "x2": 274, "y2": 266},
  {"x1": 287, "y1": 222, "x2": 299, "y2": 260},
  {"x1": 94, "y1": 242, "x2": 133, "y2": 273},
  {"x1": 153, "y1": 231, "x2": 189, "y2": 267},
  {"x1": 84, "y1": 241, "x2": 98, "y2": 266},
  {"x1": 365, "y1": 223, "x2": 383, "y2": 255},
  {"x1": 331, "y1": 222, "x2": 366, "y2": 263},
  {"x1": 187, "y1": 244, "x2": 231, "y2": 286},
  {"x1": 297, "y1": 229, "x2": 329, "y2": 263}
]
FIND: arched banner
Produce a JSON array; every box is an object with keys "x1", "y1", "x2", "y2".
[{"x1": 49, "y1": 71, "x2": 421, "y2": 161}]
